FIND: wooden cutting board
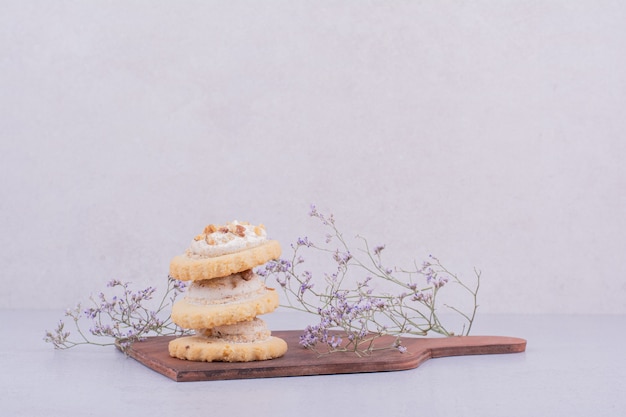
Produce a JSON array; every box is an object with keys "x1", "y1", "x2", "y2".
[{"x1": 123, "y1": 331, "x2": 526, "y2": 382}]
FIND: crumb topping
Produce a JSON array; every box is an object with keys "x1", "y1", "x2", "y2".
[{"x1": 185, "y1": 221, "x2": 268, "y2": 258}]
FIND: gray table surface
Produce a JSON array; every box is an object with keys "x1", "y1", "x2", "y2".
[{"x1": 2, "y1": 310, "x2": 624, "y2": 417}]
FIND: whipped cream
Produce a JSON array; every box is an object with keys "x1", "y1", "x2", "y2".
[
  {"x1": 196, "y1": 318, "x2": 271, "y2": 343},
  {"x1": 186, "y1": 221, "x2": 267, "y2": 258},
  {"x1": 184, "y1": 271, "x2": 267, "y2": 305}
]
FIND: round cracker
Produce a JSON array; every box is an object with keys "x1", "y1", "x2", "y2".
[
  {"x1": 171, "y1": 288, "x2": 279, "y2": 329},
  {"x1": 169, "y1": 240, "x2": 281, "y2": 281},
  {"x1": 169, "y1": 335, "x2": 288, "y2": 362}
]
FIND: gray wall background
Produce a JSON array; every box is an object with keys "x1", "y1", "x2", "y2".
[{"x1": 2, "y1": 1, "x2": 625, "y2": 314}]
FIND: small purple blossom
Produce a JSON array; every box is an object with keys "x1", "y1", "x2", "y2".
[
  {"x1": 373, "y1": 245, "x2": 385, "y2": 256},
  {"x1": 296, "y1": 236, "x2": 313, "y2": 247},
  {"x1": 263, "y1": 258, "x2": 292, "y2": 273},
  {"x1": 299, "y1": 271, "x2": 314, "y2": 295},
  {"x1": 412, "y1": 290, "x2": 433, "y2": 304},
  {"x1": 426, "y1": 272, "x2": 449, "y2": 289},
  {"x1": 83, "y1": 308, "x2": 98, "y2": 319},
  {"x1": 309, "y1": 204, "x2": 335, "y2": 225},
  {"x1": 372, "y1": 298, "x2": 387, "y2": 309},
  {"x1": 328, "y1": 335, "x2": 343, "y2": 349},
  {"x1": 171, "y1": 279, "x2": 187, "y2": 292},
  {"x1": 333, "y1": 250, "x2": 352, "y2": 266}
]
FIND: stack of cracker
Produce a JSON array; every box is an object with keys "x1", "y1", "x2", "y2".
[{"x1": 167, "y1": 221, "x2": 287, "y2": 362}]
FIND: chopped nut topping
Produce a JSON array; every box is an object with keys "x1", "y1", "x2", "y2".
[
  {"x1": 194, "y1": 234, "x2": 203, "y2": 241},
  {"x1": 218, "y1": 226, "x2": 229, "y2": 233},
  {"x1": 205, "y1": 236, "x2": 216, "y2": 245},
  {"x1": 203, "y1": 224, "x2": 217, "y2": 234},
  {"x1": 241, "y1": 270, "x2": 254, "y2": 281},
  {"x1": 254, "y1": 224, "x2": 265, "y2": 235},
  {"x1": 235, "y1": 224, "x2": 246, "y2": 237}
]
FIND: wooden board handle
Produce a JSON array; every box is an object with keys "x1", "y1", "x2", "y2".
[{"x1": 416, "y1": 335, "x2": 527, "y2": 359}]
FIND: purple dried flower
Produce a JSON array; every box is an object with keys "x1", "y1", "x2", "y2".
[
  {"x1": 83, "y1": 308, "x2": 97, "y2": 319},
  {"x1": 258, "y1": 258, "x2": 292, "y2": 277},
  {"x1": 45, "y1": 274, "x2": 198, "y2": 353},
  {"x1": 358, "y1": 276, "x2": 372, "y2": 288},
  {"x1": 333, "y1": 250, "x2": 352, "y2": 266},
  {"x1": 309, "y1": 204, "x2": 335, "y2": 226},
  {"x1": 299, "y1": 271, "x2": 314, "y2": 295},
  {"x1": 412, "y1": 290, "x2": 433, "y2": 303},
  {"x1": 426, "y1": 272, "x2": 449, "y2": 289},
  {"x1": 172, "y1": 279, "x2": 187, "y2": 291},
  {"x1": 328, "y1": 335, "x2": 342, "y2": 349},
  {"x1": 117, "y1": 340, "x2": 132, "y2": 351},
  {"x1": 296, "y1": 236, "x2": 313, "y2": 247},
  {"x1": 373, "y1": 245, "x2": 385, "y2": 256},
  {"x1": 300, "y1": 324, "x2": 323, "y2": 348}
]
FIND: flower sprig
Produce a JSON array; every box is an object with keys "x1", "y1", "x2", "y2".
[
  {"x1": 258, "y1": 205, "x2": 480, "y2": 355},
  {"x1": 45, "y1": 206, "x2": 480, "y2": 358},
  {"x1": 44, "y1": 276, "x2": 189, "y2": 352}
]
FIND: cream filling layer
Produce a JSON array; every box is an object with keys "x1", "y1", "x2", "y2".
[
  {"x1": 195, "y1": 318, "x2": 271, "y2": 343},
  {"x1": 184, "y1": 271, "x2": 267, "y2": 305}
]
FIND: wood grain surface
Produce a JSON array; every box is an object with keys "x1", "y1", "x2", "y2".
[{"x1": 124, "y1": 331, "x2": 526, "y2": 382}]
